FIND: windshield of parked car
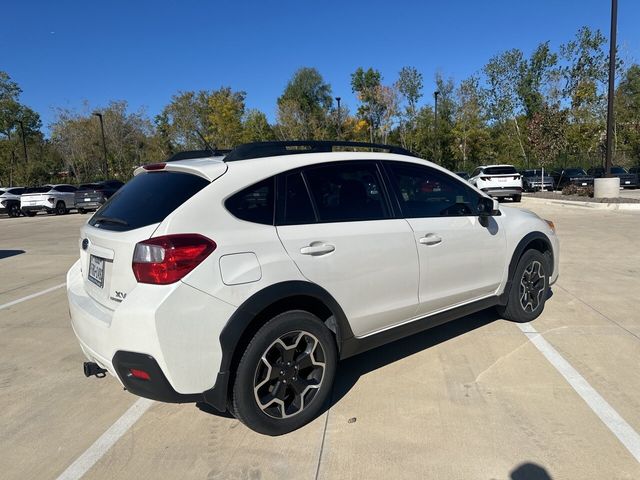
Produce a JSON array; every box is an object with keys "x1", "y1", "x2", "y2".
[
  {"x1": 564, "y1": 169, "x2": 587, "y2": 176},
  {"x1": 611, "y1": 167, "x2": 627, "y2": 174},
  {"x1": 484, "y1": 166, "x2": 517, "y2": 175}
]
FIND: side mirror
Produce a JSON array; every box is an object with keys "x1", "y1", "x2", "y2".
[{"x1": 478, "y1": 197, "x2": 500, "y2": 216}]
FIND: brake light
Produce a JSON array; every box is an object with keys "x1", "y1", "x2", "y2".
[
  {"x1": 143, "y1": 162, "x2": 166, "y2": 171},
  {"x1": 132, "y1": 234, "x2": 216, "y2": 284}
]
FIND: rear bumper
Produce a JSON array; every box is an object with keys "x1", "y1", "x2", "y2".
[
  {"x1": 66, "y1": 259, "x2": 235, "y2": 411},
  {"x1": 481, "y1": 187, "x2": 522, "y2": 197},
  {"x1": 75, "y1": 201, "x2": 102, "y2": 209},
  {"x1": 21, "y1": 204, "x2": 50, "y2": 212}
]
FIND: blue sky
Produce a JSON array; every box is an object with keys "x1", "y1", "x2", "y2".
[{"x1": 3, "y1": 0, "x2": 639, "y2": 135}]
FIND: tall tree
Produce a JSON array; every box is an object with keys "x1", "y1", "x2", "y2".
[
  {"x1": 453, "y1": 76, "x2": 489, "y2": 170},
  {"x1": 242, "y1": 109, "x2": 275, "y2": 142},
  {"x1": 396, "y1": 66, "x2": 423, "y2": 149},
  {"x1": 156, "y1": 91, "x2": 212, "y2": 151},
  {"x1": 276, "y1": 67, "x2": 332, "y2": 140},
  {"x1": 351, "y1": 67, "x2": 383, "y2": 142},
  {"x1": 207, "y1": 87, "x2": 246, "y2": 148}
]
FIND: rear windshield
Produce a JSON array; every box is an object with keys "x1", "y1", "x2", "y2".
[
  {"x1": 484, "y1": 166, "x2": 517, "y2": 175},
  {"x1": 28, "y1": 186, "x2": 52, "y2": 193},
  {"x1": 78, "y1": 183, "x2": 101, "y2": 190},
  {"x1": 89, "y1": 171, "x2": 209, "y2": 231},
  {"x1": 611, "y1": 167, "x2": 627, "y2": 174}
]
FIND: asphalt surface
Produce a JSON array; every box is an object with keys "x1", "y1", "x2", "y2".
[{"x1": 1, "y1": 201, "x2": 639, "y2": 480}]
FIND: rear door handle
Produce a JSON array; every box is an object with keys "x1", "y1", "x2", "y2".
[
  {"x1": 300, "y1": 244, "x2": 335, "y2": 256},
  {"x1": 419, "y1": 234, "x2": 442, "y2": 246}
]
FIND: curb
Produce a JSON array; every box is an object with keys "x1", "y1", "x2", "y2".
[{"x1": 521, "y1": 196, "x2": 640, "y2": 211}]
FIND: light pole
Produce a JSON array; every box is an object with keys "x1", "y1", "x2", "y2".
[
  {"x1": 16, "y1": 120, "x2": 28, "y2": 163},
  {"x1": 604, "y1": 0, "x2": 617, "y2": 177},
  {"x1": 93, "y1": 112, "x2": 109, "y2": 177},
  {"x1": 335, "y1": 97, "x2": 341, "y2": 140},
  {"x1": 434, "y1": 91, "x2": 440, "y2": 163}
]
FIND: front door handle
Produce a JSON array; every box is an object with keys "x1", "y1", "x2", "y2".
[
  {"x1": 300, "y1": 244, "x2": 335, "y2": 256},
  {"x1": 419, "y1": 234, "x2": 442, "y2": 246}
]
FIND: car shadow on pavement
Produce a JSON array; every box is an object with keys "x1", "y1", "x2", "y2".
[
  {"x1": 329, "y1": 308, "x2": 501, "y2": 410},
  {"x1": 510, "y1": 462, "x2": 553, "y2": 480},
  {"x1": 0, "y1": 249, "x2": 25, "y2": 260}
]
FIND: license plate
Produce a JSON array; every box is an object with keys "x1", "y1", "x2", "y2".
[
  {"x1": 582, "y1": 183, "x2": 587, "y2": 186},
  {"x1": 84, "y1": 197, "x2": 91, "y2": 201},
  {"x1": 625, "y1": 181, "x2": 630, "y2": 184},
  {"x1": 88, "y1": 255, "x2": 105, "y2": 288},
  {"x1": 498, "y1": 178, "x2": 507, "y2": 182}
]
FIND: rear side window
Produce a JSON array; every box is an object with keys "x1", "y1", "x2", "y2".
[
  {"x1": 90, "y1": 172, "x2": 209, "y2": 231},
  {"x1": 303, "y1": 162, "x2": 389, "y2": 222},
  {"x1": 225, "y1": 178, "x2": 274, "y2": 225},
  {"x1": 484, "y1": 166, "x2": 517, "y2": 175}
]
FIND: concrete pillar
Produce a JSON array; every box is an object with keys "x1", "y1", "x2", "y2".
[{"x1": 594, "y1": 177, "x2": 620, "y2": 199}]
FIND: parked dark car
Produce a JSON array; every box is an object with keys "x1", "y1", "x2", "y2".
[
  {"x1": 454, "y1": 171, "x2": 470, "y2": 180},
  {"x1": 74, "y1": 180, "x2": 124, "y2": 213},
  {"x1": 551, "y1": 168, "x2": 594, "y2": 190},
  {"x1": 630, "y1": 167, "x2": 640, "y2": 175},
  {"x1": 520, "y1": 169, "x2": 554, "y2": 192},
  {"x1": 587, "y1": 166, "x2": 638, "y2": 189}
]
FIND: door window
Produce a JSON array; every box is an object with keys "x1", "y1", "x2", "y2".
[
  {"x1": 303, "y1": 163, "x2": 389, "y2": 222},
  {"x1": 279, "y1": 172, "x2": 316, "y2": 225},
  {"x1": 387, "y1": 162, "x2": 481, "y2": 217}
]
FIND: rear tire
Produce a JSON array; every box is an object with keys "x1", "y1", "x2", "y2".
[
  {"x1": 497, "y1": 249, "x2": 549, "y2": 323},
  {"x1": 232, "y1": 310, "x2": 337, "y2": 436},
  {"x1": 8, "y1": 204, "x2": 20, "y2": 217},
  {"x1": 78, "y1": 208, "x2": 86, "y2": 214},
  {"x1": 55, "y1": 201, "x2": 66, "y2": 215},
  {"x1": 513, "y1": 194, "x2": 522, "y2": 202}
]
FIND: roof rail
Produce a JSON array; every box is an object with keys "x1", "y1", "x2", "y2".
[
  {"x1": 223, "y1": 141, "x2": 417, "y2": 162},
  {"x1": 165, "y1": 149, "x2": 232, "y2": 162}
]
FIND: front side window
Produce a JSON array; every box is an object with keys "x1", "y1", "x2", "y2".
[
  {"x1": 303, "y1": 162, "x2": 389, "y2": 222},
  {"x1": 225, "y1": 178, "x2": 274, "y2": 225},
  {"x1": 387, "y1": 162, "x2": 481, "y2": 217}
]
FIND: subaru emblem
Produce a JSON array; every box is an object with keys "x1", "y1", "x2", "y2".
[{"x1": 82, "y1": 238, "x2": 89, "y2": 250}]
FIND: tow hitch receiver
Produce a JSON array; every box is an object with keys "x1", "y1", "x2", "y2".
[{"x1": 83, "y1": 362, "x2": 107, "y2": 378}]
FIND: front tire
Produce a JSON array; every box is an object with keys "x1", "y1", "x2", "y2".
[
  {"x1": 231, "y1": 310, "x2": 337, "y2": 436},
  {"x1": 55, "y1": 201, "x2": 66, "y2": 215},
  {"x1": 497, "y1": 249, "x2": 549, "y2": 323},
  {"x1": 8, "y1": 204, "x2": 20, "y2": 217}
]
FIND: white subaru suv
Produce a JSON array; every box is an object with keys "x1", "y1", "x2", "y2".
[
  {"x1": 469, "y1": 165, "x2": 523, "y2": 202},
  {"x1": 67, "y1": 142, "x2": 558, "y2": 435}
]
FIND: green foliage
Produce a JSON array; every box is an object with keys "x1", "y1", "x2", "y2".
[{"x1": 276, "y1": 67, "x2": 332, "y2": 140}]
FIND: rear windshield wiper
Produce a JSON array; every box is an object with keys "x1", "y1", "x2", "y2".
[{"x1": 93, "y1": 215, "x2": 128, "y2": 226}]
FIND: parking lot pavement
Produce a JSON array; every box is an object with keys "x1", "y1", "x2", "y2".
[{"x1": 1, "y1": 203, "x2": 639, "y2": 480}]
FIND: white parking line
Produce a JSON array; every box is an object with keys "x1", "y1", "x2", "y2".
[
  {"x1": 0, "y1": 282, "x2": 66, "y2": 310},
  {"x1": 518, "y1": 322, "x2": 640, "y2": 463},
  {"x1": 56, "y1": 398, "x2": 154, "y2": 480}
]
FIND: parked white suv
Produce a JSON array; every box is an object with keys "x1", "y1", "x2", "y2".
[
  {"x1": 0, "y1": 187, "x2": 26, "y2": 217},
  {"x1": 20, "y1": 184, "x2": 77, "y2": 216},
  {"x1": 67, "y1": 142, "x2": 559, "y2": 435},
  {"x1": 469, "y1": 165, "x2": 523, "y2": 202}
]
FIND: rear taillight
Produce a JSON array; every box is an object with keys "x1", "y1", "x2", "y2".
[
  {"x1": 132, "y1": 234, "x2": 216, "y2": 285},
  {"x1": 480, "y1": 176, "x2": 491, "y2": 181}
]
